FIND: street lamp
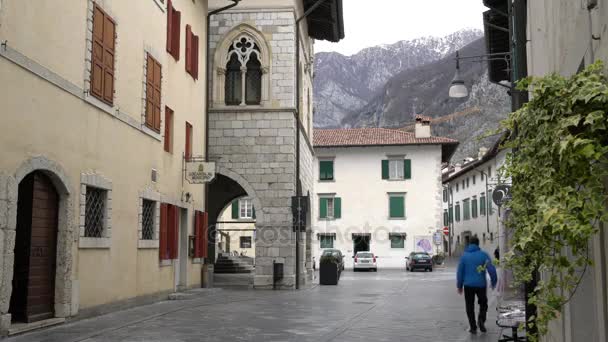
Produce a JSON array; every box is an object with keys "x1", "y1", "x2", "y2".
[{"x1": 448, "y1": 51, "x2": 468, "y2": 98}]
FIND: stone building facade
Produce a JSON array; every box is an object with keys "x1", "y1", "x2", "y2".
[{"x1": 206, "y1": 0, "x2": 343, "y2": 288}]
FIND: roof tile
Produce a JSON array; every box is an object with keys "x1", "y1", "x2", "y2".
[{"x1": 313, "y1": 128, "x2": 458, "y2": 147}]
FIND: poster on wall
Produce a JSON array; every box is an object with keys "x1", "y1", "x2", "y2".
[{"x1": 415, "y1": 236, "x2": 433, "y2": 254}]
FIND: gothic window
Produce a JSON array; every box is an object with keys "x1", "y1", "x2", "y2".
[{"x1": 224, "y1": 36, "x2": 262, "y2": 106}]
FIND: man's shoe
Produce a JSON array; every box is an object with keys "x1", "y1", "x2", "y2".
[
  {"x1": 479, "y1": 322, "x2": 487, "y2": 333},
  {"x1": 468, "y1": 328, "x2": 477, "y2": 334}
]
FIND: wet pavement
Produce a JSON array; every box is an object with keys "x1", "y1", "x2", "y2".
[{"x1": 8, "y1": 267, "x2": 502, "y2": 342}]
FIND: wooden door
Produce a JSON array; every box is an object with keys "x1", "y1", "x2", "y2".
[{"x1": 10, "y1": 172, "x2": 58, "y2": 323}]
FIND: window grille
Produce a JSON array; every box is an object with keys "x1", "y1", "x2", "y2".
[
  {"x1": 85, "y1": 187, "x2": 106, "y2": 238},
  {"x1": 142, "y1": 199, "x2": 155, "y2": 240}
]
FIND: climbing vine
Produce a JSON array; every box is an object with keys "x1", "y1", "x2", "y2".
[{"x1": 500, "y1": 61, "x2": 608, "y2": 339}]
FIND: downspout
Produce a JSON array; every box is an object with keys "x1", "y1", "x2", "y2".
[
  {"x1": 294, "y1": 0, "x2": 327, "y2": 289},
  {"x1": 205, "y1": 0, "x2": 240, "y2": 264}
]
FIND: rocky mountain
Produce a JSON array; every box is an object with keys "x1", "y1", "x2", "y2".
[
  {"x1": 313, "y1": 29, "x2": 483, "y2": 128},
  {"x1": 313, "y1": 30, "x2": 511, "y2": 161}
]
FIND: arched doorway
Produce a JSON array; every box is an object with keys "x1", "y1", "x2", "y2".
[{"x1": 10, "y1": 172, "x2": 59, "y2": 323}]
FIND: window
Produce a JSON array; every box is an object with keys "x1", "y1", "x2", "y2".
[
  {"x1": 390, "y1": 233, "x2": 406, "y2": 248},
  {"x1": 389, "y1": 194, "x2": 405, "y2": 219},
  {"x1": 225, "y1": 36, "x2": 262, "y2": 105},
  {"x1": 488, "y1": 190, "x2": 494, "y2": 214},
  {"x1": 164, "y1": 106, "x2": 173, "y2": 153},
  {"x1": 185, "y1": 24, "x2": 199, "y2": 79},
  {"x1": 160, "y1": 203, "x2": 179, "y2": 260},
  {"x1": 145, "y1": 54, "x2": 162, "y2": 131},
  {"x1": 240, "y1": 236, "x2": 252, "y2": 248},
  {"x1": 481, "y1": 173, "x2": 484, "y2": 181},
  {"x1": 443, "y1": 210, "x2": 449, "y2": 226},
  {"x1": 90, "y1": 4, "x2": 116, "y2": 105},
  {"x1": 166, "y1": 0, "x2": 181, "y2": 60},
  {"x1": 449, "y1": 206, "x2": 454, "y2": 223},
  {"x1": 142, "y1": 199, "x2": 156, "y2": 240},
  {"x1": 480, "y1": 193, "x2": 486, "y2": 215},
  {"x1": 473, "y1": 175, "x2": 476, "y2": 185},
  {"x1": 443, "y1": 189, "x2": 448, "y2": 202},
  {"x1": 488, "y1": 166, "x2": 492, "y2": 178},
  {"x1": 472, "y1": 197, "x2": 478, "y2": 218},
  {"x1": 185, "y1": 122, "x2": 192, "y2": 159},
  {"x1": 239, "y1": 198, "x2": 253, "y2": 219},
  {"x1": 319, "y1": 197, "x2": 341, "y2": 219},
  {"x1": 466, "y1": 178, "x2": 470, "y2": 188},
  {"x1": 456, "y1": 183, "x2": 459, "y2": 192},
  {"x1": 455, "y1": 203, "x2": 461, "y2": 222},
  {"x1": 319, "y1": 234, "x2": 334, "y2": 249},
  {"x1": 382, "y1": 159, "x2": 411, "y2": 180},
  {"x1": 85, "y1": 187, "x2": 106, "y2": 238},
  {"x1": 319, "y1": 160, "x2": 334, "y2": 181},
  {"x1": 463, "y1": 198, "x2": 471, "y2": 220},
  {"x1": 462, "y1": 180, "x2": 465, "y2": 189}
]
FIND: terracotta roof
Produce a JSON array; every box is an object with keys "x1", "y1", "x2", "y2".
[{"x1": 314, "y1": 128, "x2": 458, "y2": 147}]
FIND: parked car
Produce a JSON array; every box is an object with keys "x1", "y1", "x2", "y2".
[
  {"x1": 321, "y1": 249, "x2": 345, "y2": 271},
  {"x1": 353, "y1": 251, "x2": 377, "y2": 272},
  {"x1": 405, "y1": 252, "x2": 433, "y2": 272}
]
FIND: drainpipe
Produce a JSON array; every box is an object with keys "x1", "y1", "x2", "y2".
[
  {"x1": 294, "y1": 0, "x2": 327, "y2": 289},
  {"x1": 205, "y1": 0, "x2": 240, "y2": 264}
]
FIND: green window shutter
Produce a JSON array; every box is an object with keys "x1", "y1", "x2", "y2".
[
  {"x1": 404, "y1": 159, "x2": 411, "y2": 179},
  {"x1": 334, "y1": 197, "x2": 341, "y2": 219},
  {"x1": 449, "y1": 207, "x2": 454, "y2": 223},
  {"x1": 320, "y1": 235, "x2": 334, "y2": 248},
  {"x1": 390, "y1": 235, "x2": 405, "y2": 248},
  {"x1": 381, "y1": 160, "x2": 389, "y2": 179},
  {"x1": 319, "y1": 198, "x2": 328, "y2": 219},
  {"x1": 389, "y1": 196, "x2": 405, "y2": 218},
  {"x1": 480, "y1": 196, "x2": 486, "y2": 215},
  {"x1": 320, "y1": 161, "x2": 334, "y2": 180},
  {"x1": 231, "y1": 200, "x2": 239, "y2": 219},
  {"x1": 472, "y1": 199, "x2": 478, "y2": 218},
  {"x1": 455, "y1": 205, "x2": 461, "y2": 221},
  {"x1": 443, "y1": 211, "x2": 449, "y2": 226}
]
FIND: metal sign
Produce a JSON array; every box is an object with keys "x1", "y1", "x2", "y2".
[
  {"x1": 493, "y1": 184, "x2": 512, "y2": 206},
  {"x1": 443, "y1": 226, "x2": 449, "y2": 236},
  {"x1": 433, "y1": 231, "x2": 443, "y2": 246},
  {"x1": 185, "y1": 161, "x2": 216, "y2": 184}
]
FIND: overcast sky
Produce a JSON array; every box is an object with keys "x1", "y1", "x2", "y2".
[{"x1": 315, "y1": 0, "x2": 487, "y2": 56}]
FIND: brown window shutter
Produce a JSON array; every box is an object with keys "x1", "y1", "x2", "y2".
[
  {"x1": 172, "y1": 10, "x2": 181, "y2": 60},
  {"x1": 201, "y1": 211, "x2": 208, "y2": 258},
  {"x1": 185, "y1": 122, "x2": 192, "y2": 159},
  {"x1": 164, "y1": 106, "x2": 173, "y2": 153},
  {"x1": 185, "y1": 24, "x2": 192, "y2": 74},
  {"x1": 160, "y1": 203, "x2": 168, "y2": 260},
  {"x1": 192, "y1": 34, "x2": 199, "y2": 80},
  {"x1": 145, "y1": 55, "x2": 162, "y2": 132},
  {"x1": 166, "y1": 0, "x2": 173, "y2": 53},
  {"x1": 153, "y1": 60, "x2": 162, "y2": 131},
  {"x1": 91, "y1": 6, "x2": 105, "y2": 99},
  {"x1": 102, "y1": 14, "x2": 115, "y2": 104}
]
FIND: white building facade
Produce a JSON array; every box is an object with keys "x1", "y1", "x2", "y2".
[
  {"x1": 442, "y1": 144, "x2": 509, "y2": 257},
  {"x1": 312, "y1": 122, "x2": 458, "y2": 269}
]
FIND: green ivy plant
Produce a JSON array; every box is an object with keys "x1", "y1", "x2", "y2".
[{"x1": 500, "y1": 61, "x2": 608, "y2": 339}]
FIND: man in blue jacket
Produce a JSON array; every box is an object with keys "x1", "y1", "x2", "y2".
[{"x1": 457, "y1": 236, "x2": 497, "y2": 334}]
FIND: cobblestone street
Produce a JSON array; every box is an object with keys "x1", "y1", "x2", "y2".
[{"x1": 8, "y1": 266, "x2": 501, "y2": 342}]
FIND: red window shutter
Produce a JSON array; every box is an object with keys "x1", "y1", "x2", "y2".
[
  {"x1": 172, "y1": 10, "x2": 181, "y2": 61},
  {"x1": 166, "y1": 0, "x2": 173, "y2": 53},
  {"x1": 185, "y1": 25, "x2": 192, "y2": 74},
  {"x1": 192, "y1": 34, "x2": 199, "y2": 80},
  {"x1": 164, "y1": 107, "x2": 173, "y2": 153},
  {"x1": 145, "y1": 55, "x2": 162, "y2": 132},
  {"x1": 160, "y1": 203, "x2": 168, "y2": 260},
  {"x1": 171, "y1": 205, "x2": 179, "y2": 259},
  {"x1": 194, "y1": 211, "x2": 201, "y2": 258},
  {"x1": 185, "y1": 122, "x2": 192, "y2": 159},
  {"x1": 201, "y1": 212, "x2": 208, "y2": 258}
]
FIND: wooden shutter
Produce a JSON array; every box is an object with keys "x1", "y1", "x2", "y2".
[
  {"x1": 480, "y1": 196, "x2": 486, "y2": 215},
  {"x1": 168, "y1": 205, "x2": 179, "y2": 259},
  {"x1": 320, "y1": 161, "x2": 333, "y2": 180},
  {"x1": 145, "y1": 55, "x2": 162, "y2": 131},
  {"x1": 389, "y1": 196, "x2": 405, "y2": 218},
  {"x1": 334, "y1": 197, "x2": 341, "y2": 219},
  {"x1": 185, "y1": 25, "x2": 192, "y2": 74},
  {"x1": 185, "y1": 122, "x2": 192, "y2": 159},
  {"x1": 231, "y1": 200, "x2": 239, "y2": 219},
  {"x1": 201, "y1": 211, "x2": 208, "y2": 258},
  {"x1": 194, "y1": 211, "x2": 201, "y2": 258},
  {"x1": 319, "y1": 198, "x2": 328, "y2": 219},
  {"x1": 160, "y1": 203, "x2": 168, "y2": 260},
  {"x1": 192, "y1": 34, "x2": 199, "y2": 80},
  {"x1": 90, "y1": 5, "x2": 115, "y2": 105},
  {"x1": 166, "y1": 0, "x2": 173, "y2": 53},
  {"x1": 404, "y1": 159, "x2": 412, "y2": 179},
  {"x1": 164, "y1": 106, "x2": 173, "y2": 152},
  {"x1": 381, "y1": 160, "x2": 389, "y2": 179}
]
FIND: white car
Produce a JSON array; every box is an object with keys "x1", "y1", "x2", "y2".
[{"x1": 353, "y1": 251, "x2": 377, "y2": 272}]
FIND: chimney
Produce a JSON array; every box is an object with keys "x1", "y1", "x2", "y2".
[
  {"x1": 414, "y1": 115, "x2": 432, "y2": 139},
  {"x1": 478, "y1": 147, "x2": 489, "y2": 160},
  {"x1": 454, "y1": 163, "x2": 462, "y2": 173}
]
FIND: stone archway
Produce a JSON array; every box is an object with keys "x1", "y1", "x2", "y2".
[{"x1": 0, "y1": 157, "x2": 75, "y2": 334}]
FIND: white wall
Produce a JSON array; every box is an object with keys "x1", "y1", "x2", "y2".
[
  {"x1": 216, "y1": 200, "x2": 256, "y2": 258},
  {"x1": 312, "y1": 145, "x2": 444, "y2": 268}
]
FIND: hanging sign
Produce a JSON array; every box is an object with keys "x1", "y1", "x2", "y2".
[
  {"x1": 493, "y1": 184, "x2": 512, "y2": 206},
  {"x1": 185, "y1": 161, "x2": 216, "y2": 184}
]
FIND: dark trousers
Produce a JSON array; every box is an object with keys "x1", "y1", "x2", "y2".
[{"x1": 464, "y1": 286, "x2": 488, "y2": 330}]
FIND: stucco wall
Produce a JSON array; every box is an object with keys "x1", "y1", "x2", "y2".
[
  {"x1": 312, "y1": 145, "x2": 444, "y2": 268},
  {"x1": 0, "y1": 0, "x2": 208, "y2": 330}
]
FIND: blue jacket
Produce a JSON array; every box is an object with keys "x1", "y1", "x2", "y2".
[{"x1": 457, "y1": 245, "x2": 498, "y2": 289}]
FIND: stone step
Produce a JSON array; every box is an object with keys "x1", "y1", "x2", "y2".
[{"x1": 213, "y1": 273, "x2": 254, "y2": 289}]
